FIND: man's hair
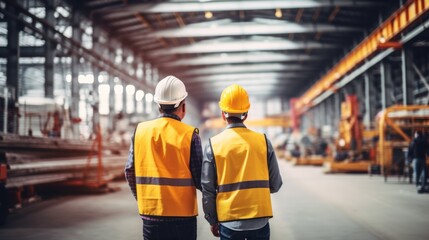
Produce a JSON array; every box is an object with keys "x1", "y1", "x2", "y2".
[
  {"x1": 226, "y1": 116, "x2": 243, "y2": 123},
  {"x1": 224, "y1": 112, "x2": 247, "y2": 123},
  {"x1": 159, "y1": 100, "x2": 184, "y2": 114}
]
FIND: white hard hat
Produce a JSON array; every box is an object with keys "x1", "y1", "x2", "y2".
[{"x1": 154, "y1": 75, "x2": 188, "y2": 108}]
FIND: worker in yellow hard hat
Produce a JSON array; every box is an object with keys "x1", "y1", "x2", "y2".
[
  {"x1": 201, "y1": 84, "x2": 283, "y2": 239},
  {"x1": 125, "y1": 75, "x2": 203, "y2": 240}
]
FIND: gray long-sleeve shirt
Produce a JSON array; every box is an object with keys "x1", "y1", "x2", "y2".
[{"x1": 201, "y1": 122, "x2": 283, "y2": 231}]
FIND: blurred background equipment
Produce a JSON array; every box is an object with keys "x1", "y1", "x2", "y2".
[
  {"x1": 324, "y1": 95, "x2": 377, "y2": 173},
  {"x1": 372, "y1": 105, "x2": 429, "y2": 182}
]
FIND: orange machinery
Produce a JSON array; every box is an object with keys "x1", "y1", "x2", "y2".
[
  {"x1": 374, "y1": 105, "x2": 429, "y2": 181},
  {"x1": 324, "y1": 95, "x2": 377, "y2": 173}
]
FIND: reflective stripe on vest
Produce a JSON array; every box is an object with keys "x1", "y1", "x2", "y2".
[
  {"x1": 134, "y1": 118, "x2": 197, "y2": 217},
  {"x1": 136, "y1": 177, "x2": 194, "y2": 186},
  {"x1": 210, "y1": 128, "x2": 273, "y2": 222}
]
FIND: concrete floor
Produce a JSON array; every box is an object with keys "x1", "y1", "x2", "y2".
[{"x1": 0, "y1": 160, "x2": 428, "y2": 240}]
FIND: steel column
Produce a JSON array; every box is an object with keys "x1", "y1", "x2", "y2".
[
  {"x1": 380, "y1": 63, "x2": 387, "y2": 109},
  {"x1": 372, "y1": 73, "x2": 381, "y2": 123},
  {"x1": 122, "y1": 81, "x2": 127, "y2": 115},
  {"x1": 92, "y1": 28, "x2": 101, "y2": 132},
  {"x1": 380, "y1": 61, "x2": 394, "y2": 109},
  {"x1": 92, "y1": 26, "x2": 103, "y2": 131},
  {"x1": 401, "y1": 49, "x2": 415, "y2": 105},
  {"x1": 364, "y1": 73, "x2": 371, "y2": 128},
  {"x1": 384, "y1": 61, "x2": 394, "y2": 107},
  {"x1": 326, "y1": 97, "x2": 334, "y2": 127},
  {"x1": 320, "y1": 101, "x2": 326, "y2": 127},
  {"x1": 6, "y1": 2, "x2": 19, "y2": 134},
  {"x1": 153, "y1": 67, "x2": 159, "y2": 84},
  {"x1": 71, "y1": 8, "x2": 81, "y2": 138},
  {"x1": 141, "y1": 62, "x2": 146, "y2": 115},
  {"x1": 108, "y1": 48, "x2": 116, "y2": 132},
  {"x1": 334, "y1": 91, "x2": 341, "y2": 130},
  {"x1": 145, "y1": 63, "x2": 152, "y2": 85},
  {"x1": 108, "y1": 73, "x2": 115, "y2": 134},
  {"x1": 145, "y1": 63, "x2": 153, "y2": 115},
  {"x1": 92, "y1": 68, "x2": 100, "y2": 132},
  {"x1": 44, "y1": 0, "x2": 55, "y2": 99},
  {"x1": 132, "y1": 88, "x2": 137, "y2": 117}
]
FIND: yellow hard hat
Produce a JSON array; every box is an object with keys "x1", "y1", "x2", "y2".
[{"x1": 219, "y1": 84, "x2": 250, "y2": 113}]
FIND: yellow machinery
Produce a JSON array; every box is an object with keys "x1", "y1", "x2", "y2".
[
  {"x1": 324, "y1": 95, "x2": 377, "y2": 173},
  {"x1": 292, "y1": 155, "x2": 328, "y2": 166},
  {"x1": 373, "y1": 105, "x2": 429, "y2": 181}
]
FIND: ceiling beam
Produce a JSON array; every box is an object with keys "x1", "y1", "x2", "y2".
[
  {"x1": 174, "y1": 12, "x2": 195, "y2": 44},
  {"x1": 180, "y1": 63, "x2": 317, "y2": 76},
  {"x1": 147, "y1": 38, "x2": 338, "y2": 55},
  {"x1": 161, "y1": 52, "x2": 328, "y2": 67},
  {"x1": 120, "y1": 18, "x2": 234, "y2": 39},
  {"x1": 145, "y1": 20, "x2": 360, "y2": 38},
  {"x1": 130, "y1": 37, "x2": 158, "y2": 47},
  {"x1": 186, "y1": 79, "x2": 300, "y2": 90},
  {"x1": 96, "y1": 1, "x2": 382, "y2": 19},
  {"x1": 109, "y1": 17, "x2": 139, "y2": 27},
  {"x1": 115, "y1": 24, "x2": 144, "y2": 33},
  {"x1": 295, "y1": 9, "x2": 304, "y2": 23},
  {"x1": 188, "y1": 86, "x2": 293, "y2": 99},
  {"x1": 183, "y1": 72, "x2": 312, "y2": 83},
  {"x1": 134, "y1": 13, "x2": 168, "y2": 48},
  {"x1": 85, "y1": 0, "x2": 122, "y2": 7},
  {"x1": 328, "y1": 6, "x2": 341, "y2": 22}
]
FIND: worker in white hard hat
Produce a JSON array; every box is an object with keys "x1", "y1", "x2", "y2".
[
  {"x1": 201, "y1": 84, "x2": 283, "y2": 239},
  {"x1": 125, "y1": 75, "x2": 203, "y2": 240}
]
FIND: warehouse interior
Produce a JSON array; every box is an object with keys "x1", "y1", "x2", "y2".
[{"x1": 0, "y1": 0, "x2": 429, "y2": 239}]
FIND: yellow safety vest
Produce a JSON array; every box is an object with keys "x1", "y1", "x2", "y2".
[
  {"x1": 134, "y1": 117, "x2": 198, "y2": 217},
  {"x1": 210, "y1": 127, "x2": 273, "y2": 222}
]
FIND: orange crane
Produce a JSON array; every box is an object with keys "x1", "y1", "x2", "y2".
[{"x1": 324, "y1": 95, "x2": 377, "y2": 173}]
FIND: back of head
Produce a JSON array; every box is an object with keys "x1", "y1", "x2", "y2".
[
  {"x1": 219, "y1": 84, "x2": 250, "y2": 120},
  {"x1": 154, "y1": 75, "x2": 188, "y2": 111}
]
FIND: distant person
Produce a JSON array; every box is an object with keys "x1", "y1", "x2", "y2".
[
  {"x1": 125, "y1": 75, "x2": 203, "y2": 240},
  {"x1": 51, "y1": 110, "x2": 63, "y2": 137},
  {"x1": 407, "y1": 130, "x2": 429, "y2": 193},
  {"x1": 201, "y1": 84, "x2": 283, "y2": 239},
  {"x1": 43, "y1": 110, "x2": 63, "y2": 138}
]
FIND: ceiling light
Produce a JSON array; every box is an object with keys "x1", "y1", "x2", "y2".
[
  {"x1": 275, "y1": 8, "x2": 282, "y2": 18},
  {"x1": 205, "y1": 11, "x2": 213, "y2": 19}
]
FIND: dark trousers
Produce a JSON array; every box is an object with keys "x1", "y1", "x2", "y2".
[
  {"x1": 219, "y1": 223, "x2": 270, "y2": 240},
  {"x1": 142, "y1": 217, "x2": 196, "y2": 240},
  {"x1": 413, "y1": 158, "x2": 428, "y2": 191}
]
